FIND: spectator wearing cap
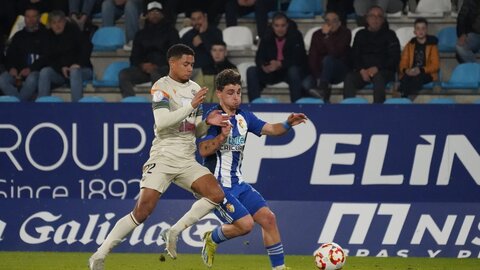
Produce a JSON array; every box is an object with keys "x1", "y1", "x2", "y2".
[
  {"x1": 118, "y1": 1, "x2": 179, "y2": 97},
  {"x1": 180, "y1": 8, "x2": 223, "y2": 79},
  {"x1": 0, "y1": 7, "x2": 48, "y2": 100},
  {"x1": 196, "y1": 40, "x2": 237, "y2": 103},
  {"x1": 33, "y1": 10, "x2": 93, "y2": 102},
  {"x1": 101, "y1": 0, "x2": 142, "y2": 51}
]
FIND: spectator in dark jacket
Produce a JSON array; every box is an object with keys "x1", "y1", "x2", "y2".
[
  {"x1": 118, "y1": 1, "x2": 179, "y2": 97},
  {"x1": 343, "y1": 5, "x2": 400, "y2": 103},
  {"x1": 34, "y1": 10, "x2": 93, "y2": 102},
  {"x1": 0, "y1": 7, "x2": 48, "y2": 100},
  {"x1": 181, "y1": 8, "x2": 223, "y2": 74},
  {"x1": 456, "y1": 0, "x2": 480, "y2": 62},
  {"x1": 305, "y1": 10, "x2": 351, "y2": 102},
  {"x1": 246, "y1": 12, "x2": 307, "y2": 103}
]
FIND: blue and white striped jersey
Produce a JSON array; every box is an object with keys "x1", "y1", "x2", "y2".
[{"x1": 200, "y1": 105, "x2": 266, "y2": 188}]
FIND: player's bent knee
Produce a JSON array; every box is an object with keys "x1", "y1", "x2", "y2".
[{"x1": 235, "y1": 216, "x2": 254, "y2": 235}]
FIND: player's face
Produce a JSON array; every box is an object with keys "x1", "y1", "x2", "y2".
[
  {"x1": 414, "y1": 23, "x2": 427, "y2": 40},
  {"x1": 169, "y1": 54, "x2": 194, "y2": 82},
  {"x1": 217, "y1": 84, "x2": 242, "y2": 110}
]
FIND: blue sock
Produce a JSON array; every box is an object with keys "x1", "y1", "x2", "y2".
[
  {"x1": 266, "y1": 242, "x2": 285, "y2": 267},
  {"x1": 211, "y1": 226, "x2": 228, "y2": 244}
]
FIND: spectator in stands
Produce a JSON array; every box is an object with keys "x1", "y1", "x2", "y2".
[
  {"x1": 343, "y1": 5, "x2": 400, "y2": 103},
  {"x1": 456, "y1": 0, "x2": 480, "y2": 63},
  {"x1": 69, "y1": 0, "x2": 102, "y2": 31},
  {"x1": 101, "y1": 0, "x2": 142, "y2": 51},
  {"x1": 225, "y1": 0, "x2": 290, "y2": 41},
  {"x1": 196, "y1": 40, "x2": 237, "y2": 103},
  {"x1": 354, "y1": 0, "x2": 403, "y2": 25},
  {"x1": 0, "y1": 7, "x2": 48, "y2": 100},
  {"x1": 34, "y1": 10, "x2": 93, "y2": 102},
  {"x1": 118, "y1": 1, "x2": 178, "y2": 97},
  {"x1": 246, "y1": 12, "x2": 307, "y2": 103},
  {"x1": 398, "y1": 18, "x2": 439, "y2": 98},
  {"x1": 181, "y1": 8, "x2": 223, "y2": 78},
  {"x1": 327, "y1": 0, "x2": 355, "y2": 25},
  {"x1": 305, "y1": 10, "x2": 351, "y2": 103}
]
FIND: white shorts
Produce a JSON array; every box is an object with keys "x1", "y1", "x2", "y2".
[{"x1": 140, "y1": 158, "x2": 211, "y2": 194}]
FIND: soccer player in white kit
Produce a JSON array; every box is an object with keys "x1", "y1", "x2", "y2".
[{"x1": 88, "y1": 44, "x2": 230, "y2": 270}]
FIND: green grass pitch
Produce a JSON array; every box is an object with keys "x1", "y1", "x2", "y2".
[{"x1": 0, "y1": 252, "x2": 478, "y2": 270}]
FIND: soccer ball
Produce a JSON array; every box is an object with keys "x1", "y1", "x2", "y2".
[{"x1": 313, "y1": 242, "x2": 346, "y2": 270}]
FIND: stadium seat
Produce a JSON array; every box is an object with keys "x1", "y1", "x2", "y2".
[
  {"x1": 350, "y1": 27, "x2": 364, "y2": 47},
  {"x1": 441, "y1": 63, "x2": 480, "y2": 89},
  {"x1": 284, "y1": 0, "x2": 323, "y2": 18},
  {"x1": 395, "y1": 27, "x2": 415, "y2": 49},
  {"x1": 178, "y1": 26, "x2": 193, "y2": 38},
  {"x1": 437, "y1": 26, "x2": 457, "y2": 52},
  {"x1": 92, "y1": 61, "x2": 130, "y2": 87},
  {"x1": 91, "y1": 26, "x2": 126, "y2": 51},
  {"x1": 384, "y1": 98, "x2": 413, "y2": 104},
  {"x1": 340, "y1": 97, "x2": 369, "y2": 104},
  {"x1": 79, "y1": 96, "x2": 106, "y2": 102},
  {"x1": 295, "y1": 97, "x2": 324, "y2": 104},
  {"x1": 416, "y1": 0, "x2": 451, "y2": 13},
  {"x1": 121, "y1": 96, "x2": 150, "y2": 103},
  {"x1": 223, "y1": 26, "x2": 253, "y2": 50},
  {"x1": 304, "y1": 26, "x2": 321, "y2": 51},
  {"x1": 428, "y1": 97, "x2": 456, "y2": 104},
  {"x1": 236, "y1": 62, "x2": 255, "y2": 87},
  {"x1": 251, "y1": 97, "x2": 281, "y2": 103},
  {"x1": 0, "y1": 95, "x2": 20, "y2": 102},
  {"x1": 35, "y1": 96, "x2": 64, "y2": 102}
]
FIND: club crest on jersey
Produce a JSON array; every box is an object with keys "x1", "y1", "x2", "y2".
[
  {"x1": 191, "y1": 89, "x2": 197, "y2": 96},
  {"x1": 238, "y1": 119, "x2": 245, "y2": 129},
  {"x1": 225, "y1": 203, "x2": 235, "y2": 213}
]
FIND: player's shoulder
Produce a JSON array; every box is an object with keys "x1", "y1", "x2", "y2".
[
  {"x1": 151, "y1": 76, "x2": 172, "y2": 102},
  {"x1": 189, "y1": 79, "x2": 201, "y2": 90}
]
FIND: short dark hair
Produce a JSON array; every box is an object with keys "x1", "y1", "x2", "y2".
[
  {"x1": 48, "y1": 10, "x2": 66, "y2": 23},
  {"x1": 211, "y1": 40, "x2": 227, "y2": 47},
  {"x1": 414, "y1": 18, "x2": 428, "y2": 26},
  {"x1": 367, "y1": 5, "x2": 384, "y2": 15},
  {"x1": 216, "y1": 69, "x2": 241, "y2": 90},
  {"x1": 272, "y1": 12, "x2": 288, "y2": 23},
  {"x1": 167, "y1": 44, "x2": 194, "y2": 60}
]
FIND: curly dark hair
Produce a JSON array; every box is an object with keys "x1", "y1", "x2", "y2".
[{"x1": 215, "y1": 69, "x2": 242, "y2": 91}]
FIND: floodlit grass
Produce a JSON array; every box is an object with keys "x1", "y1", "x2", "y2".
[{"x1": 0, "y1": 251, "x2": 478, "y2": 270}]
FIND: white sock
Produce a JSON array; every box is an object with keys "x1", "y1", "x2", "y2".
[
  {"x1": 96, "y1": 212, "x2": 139, "y2": 257},
  {"x1": 169, "y1": 197, "x2": 217, "y2": 236}
]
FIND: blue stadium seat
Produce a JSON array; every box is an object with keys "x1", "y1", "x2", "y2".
[
  {"x1": 251, "y1": 97, "x2": 281, "y2": 104},
  {"x1": 92, "y1": 61, "x2": 130, "y2": 87},
  {"x1": 79, "y1": 96, "x2": 106, "y2": 102},
  {"x1": 384, "y1": 98, "x2": 413, "y2": 104},
  {"x1": 340, "y1": 97, "x2": 369, "y2": 104},
  {"x1": 428, "y1": 97, "x2": 456, "y2": 104},
  {"x1": 437, "y1": 26, "x2": 457, "y2": 53},
  {"x1": 121, "y1": 96, "x2": 150, "y2": 103},
  {"x1": 0, "y1": 95, "x2": 20, "y2": 102},
  {"x1": 92, "y1": 26, "x2": 126, "y2": 51},
  {"x1": 283, "y1": 0, "x2": 323, "y2": 18},
  {"x1": 295, "y1": 97, "x2": 324, "y2": 104},
  {"x1": 35, "y1": 96, "x2": 64, "y2": 102},
  {"x1": 441, "y1": 63, "x2": 480, "y2": 89}
]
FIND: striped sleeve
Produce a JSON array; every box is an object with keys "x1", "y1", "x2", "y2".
[{"x1": 151, "y1": 86, "x2": 170, "y2": 110}]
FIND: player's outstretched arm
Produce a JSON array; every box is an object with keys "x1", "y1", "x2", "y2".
[{"x1": 261, "y1": 113, "x2": 308, "y2": 136}]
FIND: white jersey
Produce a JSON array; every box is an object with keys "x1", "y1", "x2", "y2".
[{"x1": 148, "y1": 76, "x2": 203, "y2": 164}]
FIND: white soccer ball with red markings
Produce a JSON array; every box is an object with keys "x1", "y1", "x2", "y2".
[{"x1": 313, "y1": 242, "x2": 346, "y2": 270}]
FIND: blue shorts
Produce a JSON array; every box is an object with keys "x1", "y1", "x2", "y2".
[{"x1": 214, "y1": 182, "x2": 267, "y2": 224}]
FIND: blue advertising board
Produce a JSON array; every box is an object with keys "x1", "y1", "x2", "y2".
[{"x1": 0, "y1": 103, "x2": 479, "y2": 258}]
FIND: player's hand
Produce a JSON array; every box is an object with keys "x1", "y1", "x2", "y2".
[
  {"x1": 206, "y1": 110, "x2": 230, "y2": 127},
  {"x1": 220, "y1": 122, "x2": 232, "y2": 139},
  {"x1": 287, "y1": 113, "x2": 308, "y2": 127},
  {"x1": 191, "y1": 87, "x2": 208, "y2": 108}
]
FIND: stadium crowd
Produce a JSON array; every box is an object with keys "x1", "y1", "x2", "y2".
[{"x1": 0, "y1": 0, "x2": 478, "y2": 103}]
